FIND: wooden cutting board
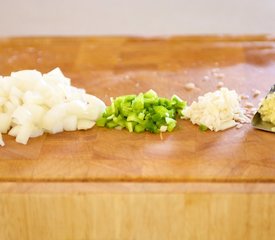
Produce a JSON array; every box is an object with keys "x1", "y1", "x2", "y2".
[
  {"x1": 0, "y1": 36, "x2": 274, "y2": 182},
  {"x1": 0, "y1": 36, "x2": 275, "y2": 240}
]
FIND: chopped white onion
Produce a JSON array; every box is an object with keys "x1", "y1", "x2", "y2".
[
  {"x1": 0, "y1": 133, "x2": 4, "y2": 146},
  {"x1": 0, "y1": 68, "x2": 105, "y2": 145},
  {"x1": 16, "y1": 124, "x2": 32, "y2": 145},
  {"x1": 77, "y1": 119, "x2": 96, "y2": 130},
  {"x1": 63, "y1": 115, "x2": 77, "y2": 131},
  {"x1": 0, "y1": 113, "x2": 11, "y2": 133}
]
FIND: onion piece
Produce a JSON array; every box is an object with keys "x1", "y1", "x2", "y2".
[
  {"x1": 0, "y1": 133, "x2": 4, "y2": 146},
  {"x1": 63, "y1": 115, "x2": 77, "y2": 131},
  {"x1": 0, "y1": 113, "x2": 11, "y2": 133},
  {"x1": 77, "y1": 120, "x2": 96, "y2": 130}
]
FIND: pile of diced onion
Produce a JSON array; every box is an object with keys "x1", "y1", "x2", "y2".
[
  {"x1": 0, "y1": 68, "x2": 105, "y2": 146},
  {"x1": 182, "y1": 87, "x2": 250, "y2": 131}
]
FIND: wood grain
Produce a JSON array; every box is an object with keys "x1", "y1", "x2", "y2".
[
  {"x1": 0, "y1": 36, "x2": 275, "y2": 182},
  {"x1": 1, "y1": 182, "x2": 275, "y2": 240},
  {"x1": 1, "y1": 36, "x2": 275, "y2": 240}
]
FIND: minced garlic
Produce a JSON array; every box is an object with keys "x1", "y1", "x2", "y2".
[
  {"x1": 182, "y1": 88, "x2": 249, "y2": 131},
  {"x1": 258, "y1": 93, "x2": 275, "y2": 125}
]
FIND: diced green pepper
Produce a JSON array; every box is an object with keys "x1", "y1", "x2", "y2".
[
  {"x1": 134, "y1": 124, "x2": 145, "y2": 133},
  {"x1": 132, "y1": 93, "x2": 144, "y2": 112},
  {"x1": 96, "y1": 117, "x2": 107, "y2": 127},
  {"x1": 106, "y1": 120, "x2": 118, "y2": 128},
  {"x1": 96, "y1": 89, "x2": 187, "y2": 134},
  {"x1": 199, "y1": 124, "x2": 208, "y2": 132}
]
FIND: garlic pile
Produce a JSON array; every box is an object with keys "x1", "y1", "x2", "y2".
[
  {"x1": 0, "y1": 68, "x2": 105, "y2": 146},
  {"x1": 182, "y1": 87, "x2": 249, "y2": 131},
  {"x1": 258, "y1": 92, "x2": 275, "y2": 125}
]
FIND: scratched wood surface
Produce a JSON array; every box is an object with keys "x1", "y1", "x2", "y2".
[{"x1": 0, "y1": 36, "x2": 274, "y2": 182}]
